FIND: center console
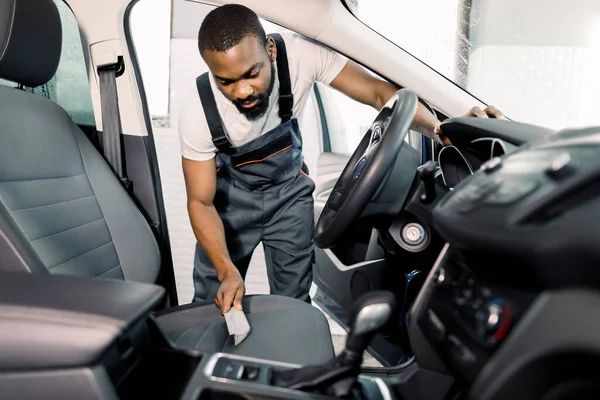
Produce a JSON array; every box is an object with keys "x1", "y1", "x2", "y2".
[
  {"x1": 116, "y1": 347, "x2": 392, "y2": 400},
  {"x1": 415, "y1": 250, "x2": 535, "y2": 382},
  {"x1": 185, "y1": 352, "x2": 392, "y2": 400}
]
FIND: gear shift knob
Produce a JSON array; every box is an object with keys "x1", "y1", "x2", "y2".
[{"x1": 344, "y1": 291, "x2": 397, "y2": 358}]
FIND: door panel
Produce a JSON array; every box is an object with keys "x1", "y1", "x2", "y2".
[{"x1": 313, "y1": 230, "x2": 387, "y2": 310}]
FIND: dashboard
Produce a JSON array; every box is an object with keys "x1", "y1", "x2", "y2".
[{"x1": 408, "y1": 119, "x2": 600, "y2": 400}]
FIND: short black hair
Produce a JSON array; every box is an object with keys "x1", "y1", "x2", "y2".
[{"x1": 198, "y1": 4, "x2": 267, "y2": 56}]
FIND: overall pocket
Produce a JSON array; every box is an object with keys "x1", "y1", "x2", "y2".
[{"x1": 231, "y1": 132, "x2": 295, "y2": 185}]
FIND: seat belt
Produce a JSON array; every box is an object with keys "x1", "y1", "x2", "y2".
[{"x1": 97, "y1": 57, "x2": 132, "y2": 192}]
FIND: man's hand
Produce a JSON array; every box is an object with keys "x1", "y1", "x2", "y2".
[
  {"x1": 435, "y1": 105, "x2": 506, "y2": 146},
  {"x1": 216, "y1": 265, "x2": 245, "y2": 314},
  {"x1": 462, "y1": 105, "x2": 505, "y2": 120}
]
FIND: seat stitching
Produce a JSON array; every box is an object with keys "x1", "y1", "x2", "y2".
[
  {"x1": 172, "y1": 327, "x2": 195, "y2": 343},
  {"x1": 0, "y1": 174, "x2": 86, "y2": 184},
  {"x1": 249, "y1": 302, "x2": 300, "y2": 314},
  {"x1": 97, "y1": 264, "x2": 121, "y2": 278},
  {"x1": 30, "y1": 217, "x2": 105, "y2": 243},
  {"x1": 11, "y1": 195, "x2": 96, "y2": 212},
  {"x1": 158, "y1": 299, "x2": 305, "y2": 328},
  {"x1": 48, "y1": 240, "x2": 114, "y2": 270},
  {"x1": 0, "y1": 225, "x2": 31, "y2": 272},
  {"x1": 194, "y1": 325, "x2": 213, "y2": 350}
]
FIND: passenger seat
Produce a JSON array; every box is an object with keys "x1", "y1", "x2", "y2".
[{"x1": 0, "y1": 0, "x2": 334, "y2": 365}]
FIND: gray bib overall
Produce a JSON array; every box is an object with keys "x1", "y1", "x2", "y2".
[{"x1": 193, "y1": 34, "x2": 315, "y2": 303}]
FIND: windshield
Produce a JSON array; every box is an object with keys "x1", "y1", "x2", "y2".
[{"x1": 345, "y1": 0, "x2": 600, "y2": 130}]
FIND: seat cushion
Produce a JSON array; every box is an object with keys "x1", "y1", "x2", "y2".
[{"x1": 154, "y1": 295, "x2": 335, "y2": 366}]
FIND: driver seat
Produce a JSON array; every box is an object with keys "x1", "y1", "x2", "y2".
[{"x1": 0, "y1": 0, "x2": 334, "y2": 365}]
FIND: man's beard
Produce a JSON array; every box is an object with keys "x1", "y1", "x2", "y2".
[{"x1": 232, "y1": 63, "x2": 276, "y2": 121}]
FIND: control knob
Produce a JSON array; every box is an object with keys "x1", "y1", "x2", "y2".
[
  {"x1": 433, "y1": 267, "x2": 449, "y2": 288},
  {"x1": 475, "y1": 299, "x2": 511, "y2": 343}
]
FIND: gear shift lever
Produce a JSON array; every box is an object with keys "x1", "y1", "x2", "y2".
[
  {"x1": 270, "y1": 291, "x2": 397, "y2": 397},
  {"x1": 345, "y1": 291, "x2": 397, "y2": 360}
]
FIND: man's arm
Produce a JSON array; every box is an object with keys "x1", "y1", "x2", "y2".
[
  {"x1": 329, "y1": 60, "x2": 504, "y2": 144},
  {"x1": 329, "y1": 60, "x2": 440, "y2": 140},
  {"x1": 182, "y1": 156, "x2": 244, "y2": 313}
]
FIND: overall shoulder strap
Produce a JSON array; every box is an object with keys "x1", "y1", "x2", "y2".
[
  {"x1": 195, "y1": 72, "x2": 235, "y2": 155},
  {"x1": 270, "y1": 33, "x2": 293, "y2": 123}
]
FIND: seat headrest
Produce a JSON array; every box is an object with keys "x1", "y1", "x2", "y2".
[{"x1": 0, "y1": 0, "x2": 62, "y2": 87}]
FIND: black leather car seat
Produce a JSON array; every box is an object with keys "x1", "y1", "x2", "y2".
[{"x1": 0, "y1": 0, "x2": 334, "y2": 365}]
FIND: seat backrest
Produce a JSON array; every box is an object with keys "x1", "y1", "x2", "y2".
[{"x1": 0, "y1": 0, "x2": 161, "y2": 283}]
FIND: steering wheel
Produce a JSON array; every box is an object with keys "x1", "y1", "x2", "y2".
[{"x1": 314, "y1": 88, "x2": 419, "y2": 249}]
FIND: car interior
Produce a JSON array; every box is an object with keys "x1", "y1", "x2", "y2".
[{"x1": 1, "y1": 0, "x2": 600, "y2": 399}]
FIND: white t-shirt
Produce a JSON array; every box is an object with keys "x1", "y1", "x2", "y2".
[{"x1": 178, "y1": 32, "x2": 348, "y2": 161}]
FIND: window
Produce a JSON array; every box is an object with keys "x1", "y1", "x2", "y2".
[
  {"x1": 315, "y1": 82, "x2": 377, "y2": 155},
  {"x1": 315, "y1": 82, "x2": 422, "y2": 156},
  {"x1": 0, "y1": 0, "x2": 94, "y2": 126},
  {"x1": 346, "y1": 0, "x2": 600, "y2": 131}
]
